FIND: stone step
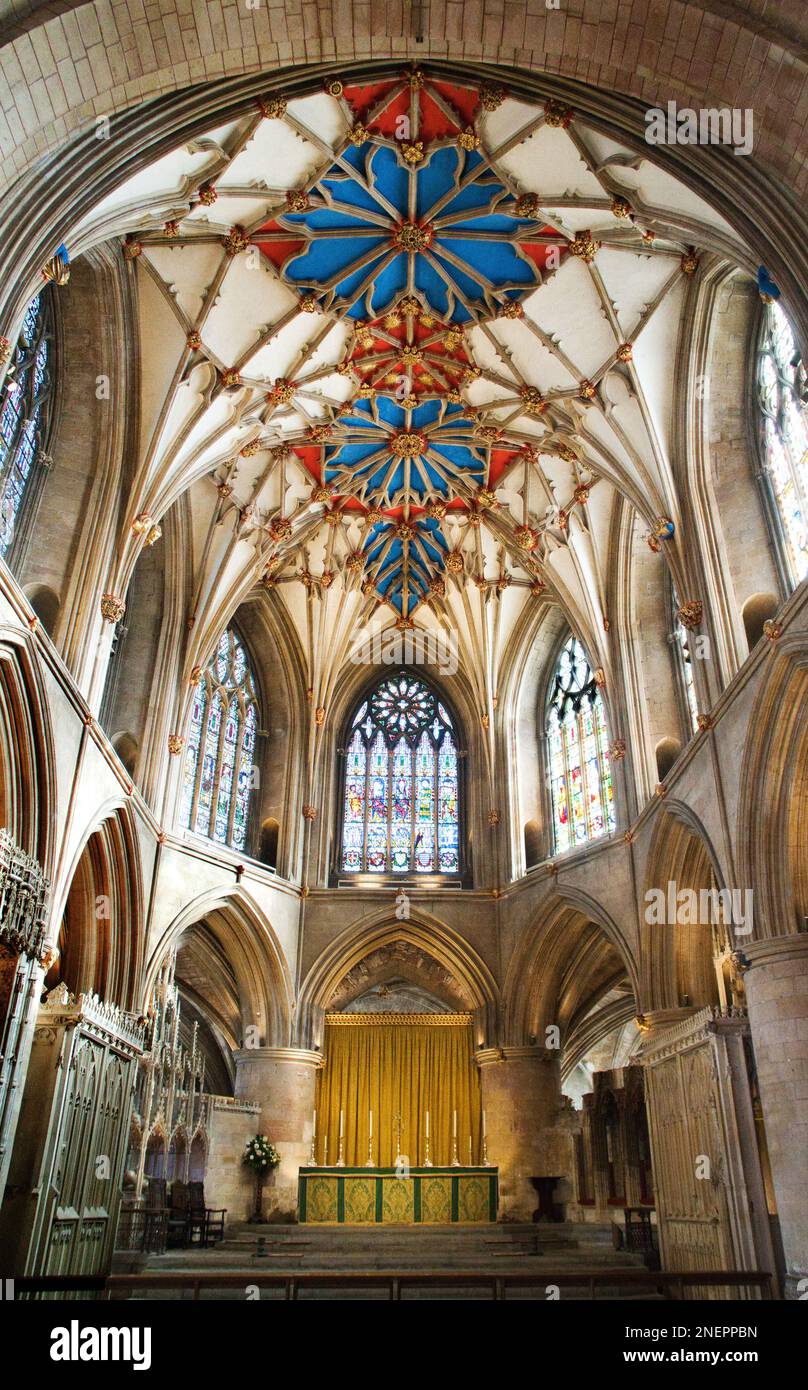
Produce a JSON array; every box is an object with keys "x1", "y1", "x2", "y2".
[
  {"x1": 225, "y1": 1220, "x2": 615, "y2": 1244},
  {"x1": 148, "y1": 1236, "x2": 647, "y2": 1274},
  {"x1": 136, "y1": 1219, "x2": 650, "y2": 1286}
]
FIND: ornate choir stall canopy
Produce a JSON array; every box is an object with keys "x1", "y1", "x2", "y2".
[{"x1": 302, "y1": 1011, "x2": 496, "y2": 1224}]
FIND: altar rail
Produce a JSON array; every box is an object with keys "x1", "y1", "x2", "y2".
[{"x1": 13, "y1": 1269, "x2": 774, "y2": 1300}]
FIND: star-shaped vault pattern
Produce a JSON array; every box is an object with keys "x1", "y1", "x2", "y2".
[{"x1": 73, "y1": 64, "x2": 747, "y2": 674}]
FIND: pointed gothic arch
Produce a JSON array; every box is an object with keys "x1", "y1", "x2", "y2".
[
  {"x1": 640, "y1": 806, "x2": 732, "y2": 1013},
  {"x1": 144, "y1": 885, "x2": 294, "y2": 1050},
  {"x1": 51, "y1": 802, "x2": 145, "y2": 1010},
  {"x1": 0, "y1": 629, "x2": 56, "y2": 870},
  {"x1": 296, "y1": 909, "x2": 500, "y2": 1050},
  {"x1": 504, "y1": 893, "x2": 638, "y2": 1050}
]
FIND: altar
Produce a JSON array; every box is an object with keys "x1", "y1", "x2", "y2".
[
  {"x1": 298, "y1": 1167, "x2": 498, "y2": 1224},
  {"x1": 306, "y1": 1013, "x2": 495, "y2": 1221}
]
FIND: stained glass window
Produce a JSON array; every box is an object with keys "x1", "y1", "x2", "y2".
[
  {"x1": 0, "y1": 292, "x2": 54, "y2": 557},
  {"x1": 546, "y1": 636, "x2": 615, "y2": 855},
  {"x1": 340, "y1": 672, "x2": 460, "y2": 875},
  {"x1": 182, "y1": 627, "x2": 258, "y2": 852},
  {"x1": 757, "y1": 299, "x2": 808, "y2": 584},
  {"x1": 671, "y1": 584, "x2": 699, "y2": 736}
]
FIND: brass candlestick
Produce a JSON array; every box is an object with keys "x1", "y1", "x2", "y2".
[
  {"x1": 482, "y1": 1132, "x2": 491, "y2": 1167},
  {"x1": 309, "y1": 1129, "x2": 317, "y2": 1165},
  {"x1": 365, "y1": 1130, "x2": 375, "y2": 1167},
  {"x1": 393, "y1": 1112, "x2": 404, "y2": 1167},
  {"x1": 336, "y1": 1132, "x2": 345, "y2": 1167},
  {"x1": 451, "y1": 1131, "x2": 460, "y2": 1167},
  {"x1": 423, "y1": 1129, "x2": 433, "y2": 1167}
]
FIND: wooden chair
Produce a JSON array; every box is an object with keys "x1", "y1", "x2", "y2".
[
  {"x1": 167, "y1": 1180, "x2": 191, "y2": 1248},
  {"x1": 142, "y1": 1177, "x2": 170, "y2": 1253},
  {"x1": 623, "y1": 1206, "x2": 659, "y2": 1266},
  {"x1": 188, "y1": 1180, "x2": 227, "y2": 1246}
]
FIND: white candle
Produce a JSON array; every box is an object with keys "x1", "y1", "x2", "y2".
[
  {"x1": 482, "y1": 1109, "x2": 487, "y2": 1138},
  {"x1": 453, "y1": 1109, "x2": 457, "y2": 1138},
  {"x1": 312, "y1": 1108, "x2": 317, "y2": 1138},
  {"x1": 369, "y1": 1109, "x2": 373, "y2": 1139},
  {"x1": 339, "y1": 1109, "x2": 344, "y2": 1138},
  {"x1": 323, "y1": 1133, "x2": 328, "y2": 1164},
  {"x1": 425, "y1": 1110, "x2": 430, "y2": 1138}
]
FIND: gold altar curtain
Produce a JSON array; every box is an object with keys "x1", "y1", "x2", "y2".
[{"x1": 316, "y1": 1015, "x2": 482, "y2": 1167}]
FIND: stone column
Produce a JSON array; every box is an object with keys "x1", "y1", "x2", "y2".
[
  {"x1": 743, "y1": 934, "x2": 808, "y2": 1298},
  {"x1": 234, "y1": 1046, "x2": 321, "y2": 1219},
  {"x1": 476, "y1": 1046, "x2": 577, "y2": 1221}
]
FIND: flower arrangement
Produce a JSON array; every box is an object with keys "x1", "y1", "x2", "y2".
[{"x1": 243, "y1": 1135, "x2": 280, "y2": 1172}]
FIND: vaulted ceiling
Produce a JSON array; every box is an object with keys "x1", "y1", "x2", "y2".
[{"x1": 69, "y1": 67, "x2": 747, "y2": 694}]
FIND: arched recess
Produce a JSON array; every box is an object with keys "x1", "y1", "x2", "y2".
[
  {"x1": 504, "y1": 891, "x2": 639, "y2": 1053},
  {"x1": 258, "y1": 818, "x2": 280, "y2": 870},
  {"x1": 49, "y1": 803, "x2": 144, "y2": 1009},
  {"x1": 640, "y1": 804, "x2": 733, "y2": 1013},
  {"x1": 655, "y1": 737, "x2": 682, "y2": 782},
  {"x1": 742, "y1": 593, "x2": 780, "y2": 653},
  {"x1": 143, "y1": 886, "x2": 294, "y2": 1050},
  {"x1": 523, "y1": 820, "x2": 541, "y2": 870},
  {"x1": 296, "y1": 909, "x2": 500, "y2": 1051},
  {"x1": 612, "y1": 500, "x2": 690, "y2": 809},
  {"x1": 737, "y1": 638, "x2": 808, "y2": 940},
  {"x1": 498, "y1": 600, "x2": 569, "y2": 876},
  {"x1": 99, "y1": 511, "x2": 168, "y2": 786},
  {"x1": 23, "y1": 585, "x2": 60, "y2": 638},
  {"x1": 0, "y1": 630, "x2": 56, "y2": 871}
]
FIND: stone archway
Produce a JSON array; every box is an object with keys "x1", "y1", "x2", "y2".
[
  {"x1": 640, "y1": 804, "x2": 734, "y2": 1016},
  {"x1": 51, "y1": 803, "x2": 144, "y2": 1009},
  {"x1": 297, "y1": 908, "x2": 500, "y2": 1049},
  {"x1": 144, "y1": 884, "x2": 294, "y2": 1047}
]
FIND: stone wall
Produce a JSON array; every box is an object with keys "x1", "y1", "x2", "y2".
[
  {"x1": 706, "y1": 273, "x2": 783, "y2": 634},
  {"x1": 1, "y1": 1, "x2": 808, "y2": 208},
  {"x1": 204, "y1": 1096, "x2": 261, "y2": 1225},
  {"x1": 16, "y1": 259, "x2": 105, "y2": 626},
  {"x1": 744, "y1": 936, "x2": 808, "y2": 1299}
]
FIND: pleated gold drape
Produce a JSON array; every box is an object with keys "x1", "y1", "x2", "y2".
[{"x1": 316, "y1": 1015, "x2": 482, "y2": 1167}]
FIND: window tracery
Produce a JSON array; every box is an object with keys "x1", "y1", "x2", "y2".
[
  {"x1": 341, "y1": 672, "x2": 460, "y2": 875},
  {"x1": 182, "y1": 628, "x2": 258, "y2": 851},
  {"x1": 546, "y1": 636, "x2": 615, "y2": 854}
]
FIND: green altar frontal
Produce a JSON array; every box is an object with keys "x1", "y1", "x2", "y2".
[{"x1": 298, "y1": 1167, "x2": 498, "y2": 1224}]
